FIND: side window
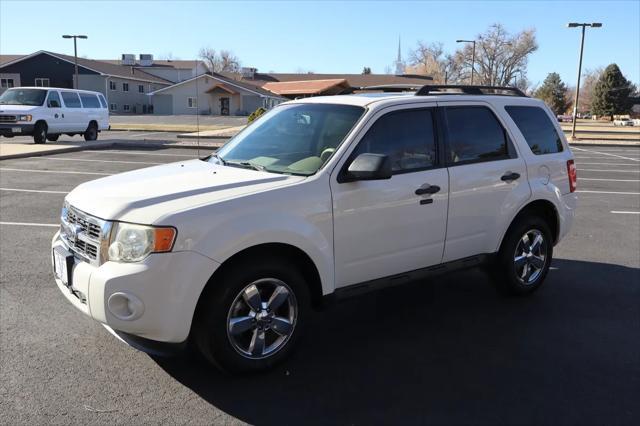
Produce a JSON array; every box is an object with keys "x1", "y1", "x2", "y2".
[
  {"x1": 505, "y1": 106, "x2": 564, "y2": 155},
  {"x1": 444, "y1": 106, "x2": 508, "y2": 164},
  {"x1": 138, "y1": 84, "x2": 144, "y2": 93},
  {"x1": 110, "y1": 103, "x2": 117, "y2": 111},
  {"x1": 109, "y1": 81, "x2": 117, "y2": 91},
  {"x1": 47, "y1": 91, "x2": 62, "y2": 108},
  {"x1": 79, "y1": 93, "x2": 100, "y2": 108},
  {"x1": 122, "y1": 83, "x2": 129, "y2": 92},
  {"x1": 61, "y1": 91, "x2": 81, "y2": 108},
  {"x1": 351, "y1": 109, "x2": 437, "y2": 173},
  {"x1": 98, "y1": 94, "x2": 107, "y2": 109}
]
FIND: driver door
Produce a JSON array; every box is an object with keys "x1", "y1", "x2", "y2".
[{"x1": 331, "y1": 105, "x2": 449, "y2": 288}]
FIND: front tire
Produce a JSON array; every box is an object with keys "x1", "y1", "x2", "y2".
[
  {"x1": 193, "y1": 258, "x2": 310, "y2": 373},
  {"x1": 492, "y1": 215, "x2": 553, "y2": 296},
  {"x1": 84, "y1": 123, "x2": 98, "y2": 141},
  {"x1": 33, "y1": 122, "x2": 47, "y2": 144}
]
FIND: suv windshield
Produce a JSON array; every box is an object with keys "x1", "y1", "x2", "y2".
[
  {"x1": 213, "y1": 103, "x2": 365, "y2": 176},
  {"x1": 0, "y1": 88, "x2": 47, "y2": 106}
]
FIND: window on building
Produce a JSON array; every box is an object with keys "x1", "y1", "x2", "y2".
[
  {"x1": 46, "y1": 91, "x2": 62, "y2": 108},
  {"x1": 122, "y1": 83, "x2": 129, "y2": 92},
  {"x1": 61, "y1": 91, "x2": 82, "y2": 108},
  {"x1": 98, "y1": 94, "x2": 108, "y2": 109},
  {"x1": 109, "y1": 81, "x2": 117, "y2": 91},
  {"x1": 35, "y1": 78, "x2": 50, "y2": 87},
  {"x1": 444, "y1": 106, "x2": 509, "y2": 164},
  {"x1": 351, "y1": 108, "x2": 437, "y2": 173},
  {"x1": 110, "y1": 103, "x2": 117, "y2": 111},
  {"x1": 138, "y1": 84, "x2": 144, "y2": 93},
  {"x1": 0, "y1": 78, "x2": 14, "y2": 88},
  {"x1": 187, "y1": 97, "x2": 197, "y2": 108},
  {"x1": 505, "y1": 106, "x2": 564, "y2": 155},
  {"x1": 123, "y1": 104, "x2": 131, "y2": 112},
  {"x1": 79, "y1": 93, "x2": 101, "y2": 108}
]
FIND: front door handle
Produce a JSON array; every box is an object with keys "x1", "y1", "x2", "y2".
[
  {"x1": 415, "y1": 185, "x2": 441, "y2": 195},
  {"x1": 501, "y1": 172, "x2": 520, "y2": 181}
]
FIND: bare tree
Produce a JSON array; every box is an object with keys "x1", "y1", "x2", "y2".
[
  {"x1": 198, "y1": 47, "x2": 241, "y2": 73},
  {"x1": 574, "y1": 67, "x2": 604, "y2": 113}
]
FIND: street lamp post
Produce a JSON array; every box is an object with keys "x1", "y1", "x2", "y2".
[
  {"x1": 567, "y1": 22, "x2": 602, "y2": 140},
  {"x1": 62, "y1": 34, "x2": 88, "y2": 89},
  {"x1": 456, "y1": 39, "x2": 476, "y2": 85}
]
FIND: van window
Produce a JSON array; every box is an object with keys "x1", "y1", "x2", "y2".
[
  {"x1": 505, "y1": 106, "x2": 564, "y2": 155},
  {"x1": 444, "y1": 106, "x2": 508, "y2": 164},
  {"x1": 98, "y1": 94, "x2": 107, "y2": 109},
  {"x1": 79, "y1": 93, "x2": 100, "y2": 108},
  {"x1": 61, "y1": 92, "x2": 82, "y2": 108},
  {"x1": 47, "y1": 91, "x2": 62, "y2": 108}
]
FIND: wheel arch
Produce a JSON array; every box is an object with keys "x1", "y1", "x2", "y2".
[{"x1": 498, "y1": 199, "x2": 560, "y2": 251}]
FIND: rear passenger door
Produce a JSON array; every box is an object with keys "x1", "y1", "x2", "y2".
[{"x1": 440, "y1": 102, "x2": 530, "y2": 263}]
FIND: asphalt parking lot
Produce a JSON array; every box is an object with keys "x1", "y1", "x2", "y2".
[
  {"x1": 0, "y1": 145, "x2": 639, "y2": 424},
  {"x1": 0, "y1": 130, "x2": 189, "y2": 145}
]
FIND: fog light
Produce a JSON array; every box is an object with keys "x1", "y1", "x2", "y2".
[{"x1": 107, "y1": 292, "x2": 144, "y2": 321}]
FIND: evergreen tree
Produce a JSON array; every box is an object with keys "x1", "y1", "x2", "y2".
[
  {"x1": 362, "y1": 67, "x2": 372, "y2": 75},
  {"x1": 591, "y1": 64, "x2": 633, "y2": 119},
  {"x1": 534, "y1": 73, "x2": 571, "y2": 115}
]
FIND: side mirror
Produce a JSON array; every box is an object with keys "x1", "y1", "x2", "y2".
[{"x1": 344, "y1": 153, "x2": 392, "y2": 182}]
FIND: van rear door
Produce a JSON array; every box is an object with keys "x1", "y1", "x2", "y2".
[{"x1": 60, "y1": 91, "x2": 83, "y2": 132}]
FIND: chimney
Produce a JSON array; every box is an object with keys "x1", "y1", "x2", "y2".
[{"x1": 139, "y1": 54, "x2": 154, "y2": 66}]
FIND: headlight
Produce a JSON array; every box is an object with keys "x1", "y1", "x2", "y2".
[
  {"x1": 108, "y1": 222, "x2": 176, "y2": 263},
  {"x1": 17, "y1": 114, "x2": 32, "y2": 122}
]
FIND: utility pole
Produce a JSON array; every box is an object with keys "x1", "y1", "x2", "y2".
[
  {"x1": 456, "y1": 39, "x2": 476, "y2": 84},
  {"x1": 62, "y1": 34, "x2": 88, "y2": 89},
  {"x1": 567, "y1": 23, "x2": 602, "y2": 139}
]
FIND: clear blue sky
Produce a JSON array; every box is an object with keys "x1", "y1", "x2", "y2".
[{"x1": 1, "y1": 0, "x2": 638, "y2": 86}]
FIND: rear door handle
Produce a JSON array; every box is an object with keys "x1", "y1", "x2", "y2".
[
  {"x1": 501, "y1": 172, "x2": 520, "y2": 181},
  {"x1": 415, "y1": 185, "x2": 440, "y2": 195}
]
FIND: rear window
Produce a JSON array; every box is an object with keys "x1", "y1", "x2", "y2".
[
  {"x1": 98, "y1": 94, "x2": 107, "y2": 109},
  {"x1": 444, "y1": 106, "x2": 508, "y2": 164},
  {"x1": 79, "y1": 93, "x2": 100, "y2": 108},
  {"x1": 505, "y1": 106, "x2": 564, "y2": 155},
  {"x1": 61, "y1": 92, "x2": 81, "y2": 108}
]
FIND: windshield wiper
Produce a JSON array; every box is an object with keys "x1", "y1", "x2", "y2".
[{"x1": 225, "y1": 160, "x2": 267, "y2": 172}]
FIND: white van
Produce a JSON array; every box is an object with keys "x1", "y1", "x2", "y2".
[{"x1": 0, "y1": 87, "x2": 109, "y2": 144}]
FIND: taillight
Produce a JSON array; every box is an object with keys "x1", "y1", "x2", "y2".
[{"x1": 567, "y1": 159, "x2": 577, "y2": 193}]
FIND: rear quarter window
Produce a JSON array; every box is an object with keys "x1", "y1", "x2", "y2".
[
  {"x1": 79, "y1": 93, "x2": 101, "y2": 109},
  {"x1": 61, "y1": 92, "x2": 82, "y2": 108},
  {"x1": 505, "y1": 106, "x2": 564, "y2": 155}
]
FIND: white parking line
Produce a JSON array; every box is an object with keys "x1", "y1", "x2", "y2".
[
  {"x1": 0, "y1": 187, "x2": 67, "y2": 194},
  {"x1": 0, "y1": 168, "x2": 111, "y2": 176},
  {"x1": 572, "y1": 147, "x2": 640, "y2": 162},
  {"x1": 610, "y1": 211, "x2": 640, "y2": 215},
  {"x1": 576, "y1": 162, "x2": 639, "y2": 166},
  {"x1": 579, "y1": 169, "x2": 640, "y2": 173},
  {"x1": 87, "y1": 150, "x2": 198, "y2": 157},
  {"x1": 44, "y1": 157, "x2": 161, "y2": 165},
  {"x1": 579, "y1": 178, "x2": 640, "y2": 182},
  {"x1": 0, "y1": 221, "x2": 58, "y2": 227},
  {"x1": 129, "y1": 131, "x2": 167, "y2": 138},
  {"x1": 576, "y1": 190, "x2": 640, "y2": 195},
  {"x1": 573, "y1": 156, "x2": 640, "y2": 160}
]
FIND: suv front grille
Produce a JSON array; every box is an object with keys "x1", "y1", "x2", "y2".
[
  {"x1": 0, "y1": 115, "x2": 17, "y2": 123},
  {"x1": 60, "y1": 205, "x2": 109, "y2": 265}
]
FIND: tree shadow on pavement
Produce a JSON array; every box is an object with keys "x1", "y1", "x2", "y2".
[{"x1": 154, "y1": 259, "x2": 639, "y2": 425}]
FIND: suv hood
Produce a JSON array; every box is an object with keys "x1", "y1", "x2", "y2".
[
  {"x1": 66, "y1": 159, "x2": 305, "y2": 223},
  {"x1": 0, "y1": 105, "x2": 39, "y2": 113}
]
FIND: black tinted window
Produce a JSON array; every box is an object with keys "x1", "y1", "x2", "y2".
[
  {"x1": 47, "y1": 91, "x2": 61, "y2": 108},
  {"x1": 352, "y1": 109, "x2": 436, "y2": 173},
  {"x1": 98, "y1": 94, "x2": 107, "y2": 109},
  {"x1": 79, "y1": 93, "x2": 100, "y2": 108},
  {"x1": 506, "y1": 106, "x2": 563, "y2": 155},
  {"x1": 445, "y1": 106, "x2": 507, "y2": 164},
  {"x1": 61, "y1": 92, "x2": 81, "y2": 108}
]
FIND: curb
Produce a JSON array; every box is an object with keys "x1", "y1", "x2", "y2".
[{"x1": 0, "y1": 142, "x2": 116, "y2": 160}]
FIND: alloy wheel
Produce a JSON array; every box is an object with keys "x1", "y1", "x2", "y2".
[{"x1": 514, "y1": 229, "x2": 547, "y2": 285}]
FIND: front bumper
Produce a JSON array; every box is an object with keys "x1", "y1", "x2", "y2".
[
  {"x1": 52, "y1": 231, "x2": 220, "y2": 344},
  {"x1": 0, "y1": 123, "x2": 34, "y2": 136}
]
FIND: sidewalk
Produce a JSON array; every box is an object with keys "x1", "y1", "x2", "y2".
[{"x1": 177, "y1": 125, "x2": 246, "y2": 139}]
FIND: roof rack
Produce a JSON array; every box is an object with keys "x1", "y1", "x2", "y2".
[
  {"x1": 415, "y1": 85, "x2": 527, "y2": 97},
  {"x1": 354, "y1": 84, "x2": 422, "y2": 93}
]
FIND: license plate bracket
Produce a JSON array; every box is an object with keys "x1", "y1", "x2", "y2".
[{"x1": 53, "y1": 246, "x2": 74, "y2": 287}]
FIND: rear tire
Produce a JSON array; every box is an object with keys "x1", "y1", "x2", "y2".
[
  {"x1": 492, "y1": 215, "x2": 553, "y2": 296},
  {"x1": 46, "y1": 134, "x2": 59, "y2": 142},
  {"x1": 193, "y1": 257, "x2": 310, "y2": 373},
  {"x1": 33, "y1": 122, "x2": 47, "y2": 144},
  {"x1": 84, "y1": 123, "x2": 98, "y2": 141}
]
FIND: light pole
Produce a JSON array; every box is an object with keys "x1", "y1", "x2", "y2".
[
  {"x1": 62, "y1": 34, "x2": 88, "y2": 89},
  {"x1": 567, "y1": 22, "x2": 601, "y2": 140},
  {"x1": 456, "y1": 39, "x2": 476, "y2": 85}
]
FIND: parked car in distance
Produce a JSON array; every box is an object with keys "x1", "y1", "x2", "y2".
[
  {"x1": 613, "y1": 118, "x2": 634, "y2": 126},
  {"x1": 52, "y1": 85, "x2": 577, "y2": 373},
  {"x1": 557, "y1": 114, "x2": 573, "y2": 122},
  {"x1": 0, "y1": 87, "x2": 109, "y2": 143}
]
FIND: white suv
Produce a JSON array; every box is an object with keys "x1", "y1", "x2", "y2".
[
  {"x1": 51, "y1": 85, "x2": 577, "y2": 372},
  {"x1": 0, "y1": 87, "x2": 109, "y2": 143}
]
